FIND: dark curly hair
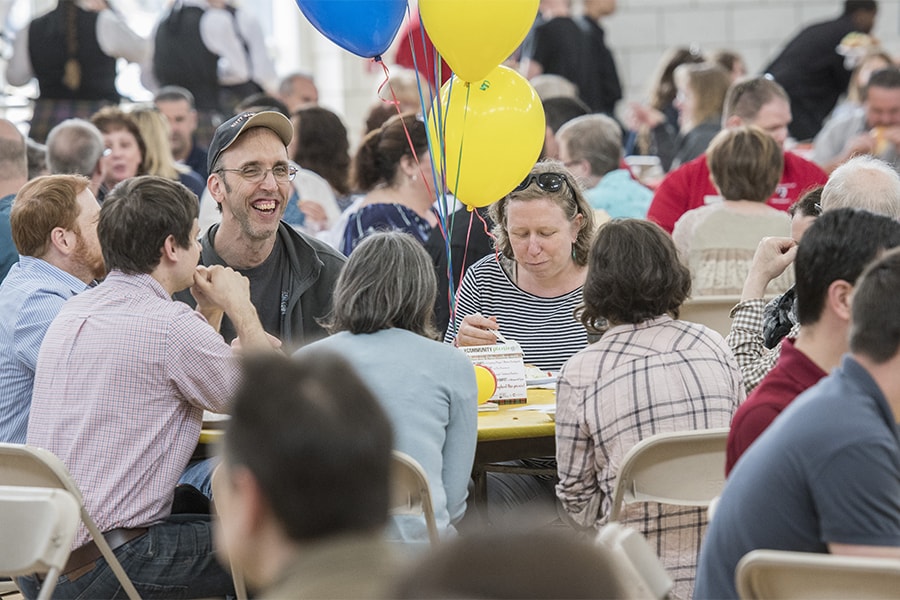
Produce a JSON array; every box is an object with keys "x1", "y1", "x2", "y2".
[{"x1": 578, "y1": 219, "x2": 691, "y2": 333}]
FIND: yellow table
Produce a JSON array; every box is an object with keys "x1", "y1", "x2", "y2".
[
  {"x1": 477, "y1": 388, "x2": 555, "y2": 442},
  {"x1": 199, "y1": 388, "x2": 557, "y2": 506},
  {"x1": 471, "y1": 388, "x2": 556, "y2": 506},
  {"x1": 200, "y1": 388, "x2": 556, "y2": 447}
]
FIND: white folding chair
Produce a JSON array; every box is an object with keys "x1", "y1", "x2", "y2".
[
  {"x1": 390, "y1": 451, "x2": 440, "y2": 546},
  {"x1": 708, "y1": 494, "x2": 721, "y2": 522},
  {"x1": 736, "y1": 548, "x2": 900, "y2": 599},
  {"x1": 609, "y1": 428, "x2": 729, "y2": 522},
  {"x1": 0, "y1": 485, "x2": 79, "y2": 600},
  {"x1": 678, "y1": 295, "x2": 743, "y2": 338},
  {"x1": 596, "y1": 522, "x2": 673, "y2": 600},
  {"x1": 0, "y1": 443, "x2": 141, "y2": 599}
]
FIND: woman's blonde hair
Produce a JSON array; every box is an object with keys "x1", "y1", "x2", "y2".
[
  {"x1": 674, "y1": 63, "x2": 731, "y2": 129},
  {"x1": 129, "y1": 106, "x2": 189, "y2": 181}
]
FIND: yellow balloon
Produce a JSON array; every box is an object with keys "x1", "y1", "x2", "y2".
[
  {"x1": 429, "y1": 66, "x2": 545, "y2": 208},
  {"x1": 420, "y1": 0, "x2": 539, "y2": 83},
  {"x1": 473, "y1": 364, "x2": 498, "y2": 404}
]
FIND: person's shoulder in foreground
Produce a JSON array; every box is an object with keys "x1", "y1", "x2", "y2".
[{"x1": 696, "y1": 245, "x2": 900, "y2": 599}]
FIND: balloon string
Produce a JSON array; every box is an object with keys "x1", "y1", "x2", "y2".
[
  {"x1": 397, "y1": 8, "x2": 458, "y2": 321},
  {"x1": 375, "y1": 58, "x2": 400, "y2": 109},
  {"x1": 403, "y1": 5, "x2": 450, "y2": 247},
  {"x1": 375, "y1": 58, "x2": 435, "y2": 201},
  {"x1": 447, "y1": 209, "x2": 475, "y2": 326}
]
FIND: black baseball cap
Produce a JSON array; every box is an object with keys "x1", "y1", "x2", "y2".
[{"x1": 207, "y1": 111, "x2": 293, "y2": 175}]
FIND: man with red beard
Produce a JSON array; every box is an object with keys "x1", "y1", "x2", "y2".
[
  {"x1": 187, "y1": 111, "x2": 345, "y2": 349},
  {"x1": 0, "y1": 174, "x2": 105, "y2": 443}
]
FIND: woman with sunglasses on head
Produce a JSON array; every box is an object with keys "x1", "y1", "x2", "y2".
[
  {"x1": 341, "y1": 112, "x2": 437, "y2": 255},
  {"x1": 446, "y1": 160, "x2": 596, "y2": 525},
  {"x1": 446, "y1": 160, "x2": 596, "y2": 372}
]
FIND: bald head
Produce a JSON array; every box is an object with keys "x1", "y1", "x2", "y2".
[
  {"x1": 821, "y1": 155, "x2": 900, "y2": 219},
  {"x1": 46, "y1": 119, "x2": 105, "y2": 178},
  {"x1": 277, "y1": 72, "x2": 319, "y2": 113},
  {"x1": 0, "y1": 119, "x2": 27, "y2": 195}
]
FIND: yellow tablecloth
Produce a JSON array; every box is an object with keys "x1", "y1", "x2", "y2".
[
  {"x1": 476, "y1": 388, "x2": 555, "y2": 442},
  {"x1": 200, "y1": 388, "x2": 556, "y2": 446}
]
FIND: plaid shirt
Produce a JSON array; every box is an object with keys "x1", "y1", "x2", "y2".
[
  {"x1": 555, "y1": 316, "x2": 744, "y2": 599},
  {"x1": 726, "y1": 299, "x2": 800, "y2": 393},
  {"x1": 27, "y1": 272, "x2": 240, "y2": 546}
]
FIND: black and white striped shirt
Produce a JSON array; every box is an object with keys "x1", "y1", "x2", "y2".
[{"x1": 444, "y1": 254, "x2": 588, "y2": 372}]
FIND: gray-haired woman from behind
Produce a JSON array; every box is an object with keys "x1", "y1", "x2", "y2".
[{"x1": 295, "y1": 231, "x2": 478, "y2": 544}]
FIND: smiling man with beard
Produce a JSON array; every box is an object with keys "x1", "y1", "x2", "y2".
[
  {"x1": 185, "y1": 110, "x2": 345, "y2": 349},
  {"x1": 0, "y1": 174, "x2": 105, "y2": 443}
]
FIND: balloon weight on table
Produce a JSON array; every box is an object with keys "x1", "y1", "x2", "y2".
[{"x1": 474, "y1": 364, "x2": 498, "y2": 404}]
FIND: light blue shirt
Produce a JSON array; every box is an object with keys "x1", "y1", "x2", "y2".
[
  {"x1": 296, "y1": 328, "x2": 478, "y2": 543},
  {"x1": 0, "y1": 256, "x2": 88, "y2": 442},
  {"x1": 584, "y1": 168, "x2": 653, "y2": 219}
]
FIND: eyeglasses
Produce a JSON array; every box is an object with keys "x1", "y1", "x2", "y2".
[
  {"x1": 513, "y1": 172, "x2": 575, "y2": 195},
  {"x1": 214, "y1": 164, "x2": 298, "y2": 183}
]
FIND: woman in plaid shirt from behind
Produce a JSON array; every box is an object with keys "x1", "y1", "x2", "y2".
[{"x1": 555, "y1": 219, "x2": 744, "y2": 600}]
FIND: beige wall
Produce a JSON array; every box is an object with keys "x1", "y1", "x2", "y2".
[{"x1": 607, "y1": 0, "x2": 900, "y2": 109}]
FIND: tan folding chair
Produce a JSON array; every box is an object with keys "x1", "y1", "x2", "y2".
[
  {"x1": 0, "y1": 485, "x2": 80, "y2": 600},
  {"x1": 736, "y1": 548, "x2": 900, "y2": 599},
  {"x1": 608, "y1": 428, "x2": 729, "y2": 522},
  {"x1": 0, "y1": 443, "x2": 141, "y2": 600},
  {"x1": 390, "y1": 451, "x2": 440, "y2": 546},
  {"x1": 678, "y1": 295, "x2": 743, "y2": 338},
  {"x1": 596, "y1": 522, "x2": 673, "y2": 600}
]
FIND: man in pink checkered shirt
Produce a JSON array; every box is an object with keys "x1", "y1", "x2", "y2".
[{"x1": 23, "y1": 175, "x2": 275, "y2": 599}]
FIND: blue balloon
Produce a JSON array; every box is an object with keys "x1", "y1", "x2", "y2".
[{"x1": 295, "y1": 0, "x2": 408, "y2": 59}]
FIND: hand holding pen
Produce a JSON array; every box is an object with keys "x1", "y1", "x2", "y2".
[{"x1": 455, "y1": 313, "x2": 509, "y2": 347}]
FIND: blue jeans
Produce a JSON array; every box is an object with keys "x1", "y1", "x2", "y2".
[
  {"x1": 18, "y1": 515, "x2": 233, "y2": 599},
  {"x1": 179, "y1": 456, "x2": 219, "y2": 499}
]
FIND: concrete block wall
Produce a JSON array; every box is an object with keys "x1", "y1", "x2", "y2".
[{"x1": 605, "y1": 0, "x2": 900, "y2": 111}]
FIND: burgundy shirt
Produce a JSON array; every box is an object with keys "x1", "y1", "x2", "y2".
[{"x1": 726, "y1": 338, "x2": 827, "y2": 474}]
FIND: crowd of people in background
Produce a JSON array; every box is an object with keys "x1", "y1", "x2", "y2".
[{"x1": 3, "y1": 0, "x2": 900, "y2": 598}]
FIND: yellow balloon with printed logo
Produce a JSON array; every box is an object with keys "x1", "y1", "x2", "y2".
[
  {"x1": 419, "y1": 0, "x2": 539, "y2": 83},
  {"x1": 429, "y1": 65, "x2": 545, "y2": 209}
]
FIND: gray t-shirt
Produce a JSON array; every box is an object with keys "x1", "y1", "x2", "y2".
[
  {"x1": 220, "y1": 239, "x2": 287, "y2": 344},
  {"x1": 694, "y1": 355, "x2": 900, "y2": 599}
]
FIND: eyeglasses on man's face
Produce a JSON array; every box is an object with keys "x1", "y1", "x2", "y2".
[{"x1": 214, "y1": 164, "x2": 298, "y2": 183}]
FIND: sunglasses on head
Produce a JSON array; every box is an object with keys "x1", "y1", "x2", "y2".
[{"x1": 513, "y1": 172, "x2": 574, "y2": 194}]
